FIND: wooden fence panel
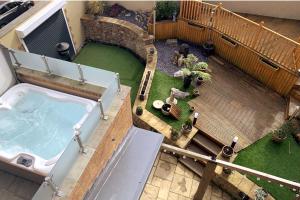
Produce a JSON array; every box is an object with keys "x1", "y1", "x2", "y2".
[{"x1": 178, "y1": 1, "x2": 300, "y2": 73}]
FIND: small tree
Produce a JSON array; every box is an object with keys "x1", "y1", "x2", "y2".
[{"x1": 181, "y1": 54, "x2": 211, "y2": 81}]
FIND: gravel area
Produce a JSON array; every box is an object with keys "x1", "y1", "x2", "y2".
[
  {"x1": 103, "y1": 4, "x2": 150, "y2": 30},
  {"x1": 154, "y1": 40, "x2": 207, "y2": 76}
]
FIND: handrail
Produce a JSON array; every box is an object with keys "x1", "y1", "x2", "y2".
[{"x1": 161, "y1": 143, "x2": 300, "y2": 192}]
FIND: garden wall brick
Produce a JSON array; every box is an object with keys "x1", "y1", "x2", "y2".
[{"x1": 81, "y1": 16, "x2": 154, "y2": 60}]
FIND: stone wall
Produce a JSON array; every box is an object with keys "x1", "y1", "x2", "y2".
[{"x1": 81, "y1": 16, "x2": 154, "y2": 60}]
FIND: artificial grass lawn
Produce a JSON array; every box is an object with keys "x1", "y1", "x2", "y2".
[
  {"x1": 74, "y1": 43, "x2": 145, "y2": 105},
  {"x1": 146, "y1": 70, "x2": 195, "y2": 131},
  {"x1": 234, "y1": 133, "x2": 300, "y2": 200}
]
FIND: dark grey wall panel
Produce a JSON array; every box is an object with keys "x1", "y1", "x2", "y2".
[{"x1": 24, "y1": 9, "x2": 75, "y2": 60}]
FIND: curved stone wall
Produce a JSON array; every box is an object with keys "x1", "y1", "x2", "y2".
[{"x1": 81, "y1": 16, "x2": 154, "y2": 60}]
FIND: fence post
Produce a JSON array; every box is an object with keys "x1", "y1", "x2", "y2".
[
  {"x1": 116, "y1": 73, "x2": 121, "y2": 93},
  {"x1": 98, "y1": 98, "x2": 108, "y2": 120},
  {"x1": 74, "y1": 128, "x2": 86, "y2": 153},
  {"x1": 77, "y1": 64, "x2": 86, "y2": 84},
  {"x1": 251, "y1": 21, "x2": 264, "y2": 49},
  {"x1": 8, "y1": 49, "x2": 21, "y2": 68},
  {"x1": 44, "y1": 176, "x2": 63, "y2": 197},
  {"x1": 193, "y1": 159, "x2": 217, "y2": 200},
  {"x1": 295, "y1": 46, "x2": 300, "y2": 70},
  {"x1": 41, "y1": 55, "x2": 52, "y2": 75}
]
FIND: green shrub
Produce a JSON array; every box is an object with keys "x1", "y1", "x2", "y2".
[{"x1": 156, "y1": 1, "x2": 179, "y2": 21}]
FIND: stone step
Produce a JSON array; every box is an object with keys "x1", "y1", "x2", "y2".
[
  {"x1": 178, "y1": 157, "x2": 204, "y2": 178},
  {"x1": 186, "y1": 143, "x2": 209, "y2": 165},
  {"x1": 193, "y1": 133, "x2": 222, "y2": 156}
]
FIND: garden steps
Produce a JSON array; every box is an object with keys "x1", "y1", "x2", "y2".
[
  {"x1": 186, "y1": 143, "x2": 209, "y2": 165},
  {"x1": 178, "y1": 157, "x2": 205, "y2": 178},
  {"x1": 192, "y1": 133, "x2": 222, "y2": 156}
]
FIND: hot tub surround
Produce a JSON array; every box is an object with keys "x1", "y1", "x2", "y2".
[{"x1": 0, "y1": 83, "x2": 99, "y2": 177}]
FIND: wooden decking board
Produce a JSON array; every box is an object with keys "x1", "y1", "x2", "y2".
[
  {"x1": 189, "y1": 56, "x2": 286, "y2": 151},
  {"x1": 193, "y1": 134, "x2": 222, "y2": 156},
  {"x1": 178, "y1": 157, "x2": 204, "y2": 178}
]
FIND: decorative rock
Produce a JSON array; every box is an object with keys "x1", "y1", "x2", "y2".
[
  {"x1": 173, "y1": 70, "x2": 183, "y2": 78},
  {"x1": 171, "y1": 88, "x2": 190, "y2": 99},
  {"x1": 166, "y1": 39, "x2": 178, "y2": 46},
  {"x1": 177, "y1": 55, "x2": 184, "y2": 67}
]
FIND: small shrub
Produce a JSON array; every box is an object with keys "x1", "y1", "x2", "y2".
[
  {"x1": 136, "y1": 106, "x2": 143, "y2": 116},
  {"x1": 255, "y1": 188, "x2": 268, "y2": 200},
  {"x1": 171, "y1": 128, "x2": 180, "y2": 141},
  {"x1": 184, "y1": 119, "x2": 193, "y2": 128},
  {"x1": 86, "y1": 1, "x2": 106, "y2": 16},
  {"x1": 156, "y1": 1, "x2": 179, "y2": 21}
]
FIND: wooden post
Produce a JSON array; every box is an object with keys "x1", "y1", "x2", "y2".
[
  {"x1": 250, "y1": 21, "x2": 264, "y2": 49},
  {"x1": 193, "y1": 160, "x2": 217, "y2": 200}
]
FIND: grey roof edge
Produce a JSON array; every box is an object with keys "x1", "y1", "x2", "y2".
[{"x1": 84, "y1": 126, "x2": 164, "y2": 200}]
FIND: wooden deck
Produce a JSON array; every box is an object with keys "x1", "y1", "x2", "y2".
[{"x1": 189, "y1": 57, "x2": 286, "y2": 151}]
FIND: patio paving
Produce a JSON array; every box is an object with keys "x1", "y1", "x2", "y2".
[
  {"x1": 0, "y1": 170, "x2": 40, "y2": 200},
  {"x1": 140, "y1": 152, "x2": 232, "y2": 200},
  {"x1": 189, "y1": 56, "x2": 286, "y2": 151}
]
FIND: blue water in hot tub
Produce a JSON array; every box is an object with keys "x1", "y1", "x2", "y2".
[{"x1": 0, "y1": 91, "x2": 86, "y2": 160}]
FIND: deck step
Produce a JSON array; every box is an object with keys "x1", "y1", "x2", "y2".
[
  {"x1": 192, "y1": 133, "x2": 222, "y2": 156},
  {"x1": 179, "y1": 157, "x2": 204, "y2": 178},
  {"x1": 187, "y1": 143, "x2": 209, "y2": 165}
]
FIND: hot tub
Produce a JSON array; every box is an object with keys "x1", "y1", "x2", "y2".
[{"x1": 0, "y1": 83, "x2": 98, "y2": 177}]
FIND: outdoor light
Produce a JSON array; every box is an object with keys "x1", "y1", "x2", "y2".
[
  {"x1": 230, "y1": 136, "x2": 239, "y2": 148},
  {"x1": 193, "y1": 112, "x2": 199, "y2": 126}
]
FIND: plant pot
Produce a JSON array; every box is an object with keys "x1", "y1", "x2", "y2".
[
  {"x1": 181, "y1": 124, "x2": 192, "y2": 134},
  {"x1": 222, "y1": 167, "x2": 232, "y2": 175},
  {"x1": 202, "y1": 41, "x2": 215, "y2": 57},
  {"x1": 189, "y1": 106, "x2": 195, "y2": 113},
  {"x1": 272, "y1": 133, "x2": 287, "y2": 143},
  {"x1": 195, "y1": 77, "x2": 203, "y2": 86},
  {"x1": 136, "y1": 107, "x2": 143, "y2": 116},
  {"x1": 183, "y1": 75, "x2": 192, "y2": 89},
  {"x1": 161, "y1": 103, "x2": 171, "y2": 116},
  {"x1": 193, "y1": 89, "x2": 200, "y2": 97},
  {"x1": 221, "y1": 145, "x2": 234, "y2": 158},
  {"x1": 139, "y1": 94, "x2": 145, "y2": 101}
]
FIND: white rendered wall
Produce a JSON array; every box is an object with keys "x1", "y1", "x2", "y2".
[{"x1": 0, "y1": 49, "x2": 15, "y2": 95}]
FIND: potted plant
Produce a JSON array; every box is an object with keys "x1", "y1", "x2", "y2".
[
  {"x1": 222, "y1": 167, "x2": 232, "y2": 175},
  {"x1": 161, "y1": 103, "x2": 171, "y2": 115},
  {"x1": 171, "y1": 128, "x2": 180, "y2": 141},
  {"x1": 181, "y1": 54, "x2": 211, "y2": 88},
  {"x1": 202, "y1": 41, "x2": 215, "y2": 57},
  {"x1": 221, "y1": 145, "x2": 234, "y2": 158},
  {"x1": 189, "y1": 106, "x2": 195, "y2": 113},
  {"x1": 181, "y1": 119, "x2": 193, "y2": 134},
  {"x1": 271, "y1": 129, "x2": 287, "y2": 143},
  {"x1": 136, "y1": 106, "x2": 143, "y2": 116},
  {"x1": 193, "y1": 89, "x2": 200, "y2": 97}
]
